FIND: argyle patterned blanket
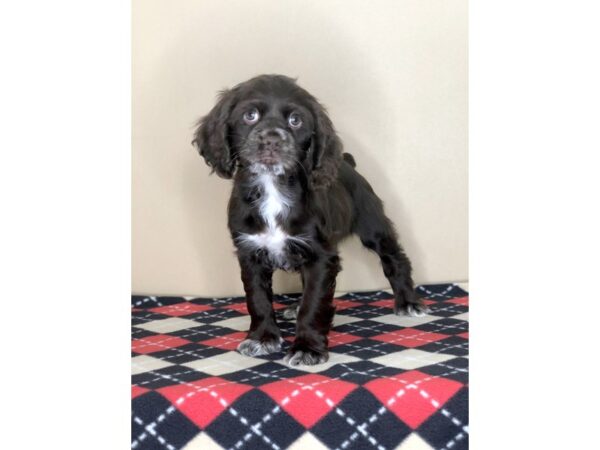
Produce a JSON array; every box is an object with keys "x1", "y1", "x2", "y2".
[{"x1": 132, "y1": 284, "x2": 469, "y2": 450}]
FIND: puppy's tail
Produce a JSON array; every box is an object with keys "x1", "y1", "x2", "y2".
[{"x1": 343, "y1": 152, "x2": 356, "y2": 168}]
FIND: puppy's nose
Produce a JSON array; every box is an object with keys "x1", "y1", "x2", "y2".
[
  {"x1": 259, "y1": 128, "x2": 286, "y2": 151},
  {"x1": 263, "y1": 136, "x2": 281, "y2": 152}
]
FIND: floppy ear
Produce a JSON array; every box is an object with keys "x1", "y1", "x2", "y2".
[
  {"x1": 192, "y1": 89, "x2": 237, "y2": 179},
  {"x1": 308, "y1": 102, "x2": 343, "y2": 190}
]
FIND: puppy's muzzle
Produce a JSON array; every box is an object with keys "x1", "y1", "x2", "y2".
[{"x1": 257, "y1": 128, "x2": 288, "y2": 165}]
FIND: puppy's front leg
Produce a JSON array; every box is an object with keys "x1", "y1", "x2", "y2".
[
  {"x1": 237, "y1": 256, "x2": 282, "y2": 356},
  {"x1": 284, "y1": 254, "x2": 340, "y2": 366}
]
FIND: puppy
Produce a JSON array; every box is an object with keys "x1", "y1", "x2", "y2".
[{"x1": 193, "y1": 75, "x2": 427, "y2": 366}]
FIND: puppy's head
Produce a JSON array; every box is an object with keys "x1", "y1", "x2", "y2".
[{"x1": 193, "y1": 75, "x2": 342, "y2": 188}]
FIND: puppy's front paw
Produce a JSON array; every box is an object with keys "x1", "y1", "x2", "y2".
[
  {"x1": 394, "y1": 289, "x2": 430, "y2": 317},
  {"x1": 395, "y1": 301, "x2": 430, "y2": 317},
  {"x1": 237, "y1": 337, "x2": 283, "y2": 357},
  {"x1": 284, "y1": 348, "x2": 329, "y2": 366}
]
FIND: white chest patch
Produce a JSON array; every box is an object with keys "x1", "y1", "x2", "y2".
[
  {"x1": 236, "y1": 173, "x2": 295, "y2": 264},
  {"x1": 256, "y1": 173, "x2": 290, "y2": 229}
]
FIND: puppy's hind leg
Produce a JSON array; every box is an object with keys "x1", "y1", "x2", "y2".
[
  {"x1": 354, "y1": 194, "x2": 429, "y2": 316},
  {"x1": 281, "y1": 271, "x2": 305, "y2": 321}
]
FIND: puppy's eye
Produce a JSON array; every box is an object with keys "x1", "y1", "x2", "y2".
[
  {"x1": 288, "y1": 113, "x2": 302, "y2": 129},
  {"x1": 243, "y1": 108, "x2": 260, "y2": 125}
]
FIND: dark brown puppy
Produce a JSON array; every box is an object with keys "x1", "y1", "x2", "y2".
[{"x1": 193, "y1": 75, "x2": 427, "y2": 366}]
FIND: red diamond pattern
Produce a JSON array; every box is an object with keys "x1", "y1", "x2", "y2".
[
  {"x1": 334, "y1": 299, "x2": 363, "y2": 310},
  {"x1": 365, "y1": 370, "x2": 462, "y2": 428},
  {"x1": 150, "y1": 303, "x2": 214, "y2": 316},
  {"x1": 370, "y1": 298, "x2": 394, "y2": 308},
  {"x1": 271, "y1": 302, "x2": 289, "y2": 310},
  {"x1": 447, "y1": 296, "x2": 468, "y2": 305},
  {"x1": 132, "y1": 385, "x2": 149, "y2": 399},
  {"x1": 371, "y1": 328, "x2": 448, "y2": 348},
  {"x1": 223, "y1": 302, "x2": 287, "y2": 314},
  {"x1": 260, "y1": 374, "x2": 358, "y2": 428},
  {"x1": 198, "y1": 331, "x2": 247, "y2": 350},
  {"x1": 159, "y1": 377, "x2": 252, "y2": 428},
  {"x1": 328, "y1": 331, "x2": 363, "y2": 347},
  {"x1": 222, "y1": 302, "x2": 248, "y2": 314},
  {"x1": 132, "y1": 334, "x2": 191, "y2": 354}
]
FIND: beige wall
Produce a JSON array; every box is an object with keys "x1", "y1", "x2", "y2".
[{"x1": 132, "y1": 0, "x2": 468, "y2": 296}]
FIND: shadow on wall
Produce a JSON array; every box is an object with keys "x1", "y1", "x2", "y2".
[{"x1": 144, "y1": 1, "x2": 425, "y2": 294}]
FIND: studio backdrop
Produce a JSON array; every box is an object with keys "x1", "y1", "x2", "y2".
[{"x1": 132, "y1": 0, "x2": 468, "y2": 296}]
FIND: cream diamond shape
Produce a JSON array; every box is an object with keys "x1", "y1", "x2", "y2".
[
  {"x1": 288, "y1": 432, "x2": 329, "y2": 450},
  {"x1": 274, "y1": 351, "x2": 361, "y2": 373},
  {"x1": 211, "y1": 315, "x2": 250, "y2": 331},
  {"x1": 370, "y1": 313, "x2": 440, "y2": 327},
  {"x1": 331, "y1": 314, "x2": 363, "y2": 327},
  {"x1": 134, "y1": 317, "x2": 202, "y2": 333},
  {"x1": 453, "y1": 312, "x2": 469, "y2": 321},
  {"x1": 394, "y1": 433, "x2": 435, "y2": 450},
  {"x1": 131, "y1": 355, "x2": 174, "y2": 375},
  {"x1": 182, "y1": 432, "x2": 225, "y2": 449},
  {"x1": 182, "y1": 350, "x2": 265, "y2": 375},
  {"x1": 370, "y1": 348, "x2": 456, "y2": 370}
]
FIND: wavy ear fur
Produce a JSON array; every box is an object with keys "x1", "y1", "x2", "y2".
[
  {"x1": 192, "y1": 89, "x2": 237, "y2": 179},
  {"x1": 308, "y1": 102, "x2": 343, "y2": 190}
]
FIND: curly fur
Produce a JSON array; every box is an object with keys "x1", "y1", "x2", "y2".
[
  {"x1": 193, "y1": 74, "x2": 426, "y2": 366},
  {"x1": 192, "y1": 89, "x2": 238, "y2": 178}
]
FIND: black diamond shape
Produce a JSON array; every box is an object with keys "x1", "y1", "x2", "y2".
[
  {"x1": 417, "y1": 284, "x2": 466, "y2": 300},
  {"x1": 132, "y1": 365, "x2": 211, "y2": 390},
  {"x1": 150, "y1": 343, "x2": 226, "y2": 364},
  {"x1": 220, "y1": 361, "x2": 305, "y2": 387},
  {"x1": 273, "y1": 292, "x2": 302, "y2": 304},
  {"x1": 132, "y1": 311, "x2": 172, "y2": 326},
  {"x1": 418, "y1": 336, "x2": 469, "y2": 357},
  {"x1": 132, "y1": 391, "x2": 200, "y2": 450},
  {"x1": 418, "y1": 387, "x2": 469, "y2": 450},
  {"x1": 338, "y1": 290, "x2": 393, "y2": 302},
  {"x1": 335, "y1": 304, "x2": 390, "y2": 319},
  {"x1": 333, "y1": 320, "x2": 399, "y2": 338},
  {"x1": 427, "y1": 303, "x2": 468, "y2": 318},
  {"x1": 319, "y1": 360, "x2": 406, "y2": 385},
  {"x1": 131, "y1": 328, "x2": 158, "y2": 339},
  {"x1": 311, "y1": 388, "x2": 411, "y2": 449},
  {"x1": 184, "y1": 308, "x2": 243, "y2": 324},
  {"x1": 333, "y1": 339, "x2": 407, "y2": 359},
  {"x1": 155, "y1": 296, "x2": 190, "y2": 306},
  {"x1": 418, "y1": 357, "x2": 469, "y2": 384},
  {"x1": 169, "y1": 323, "x2": 239, "y2": 342},
  {"x1": 414, "y1": 317, "x2": 468, "y2": 335},
  {"x1": 187, "y1": 296, "x2": 222, "y2": 306},
  {"x1": 278, "y1": 321, "x2": 297, "y2": 335},
  {"x1": 132, "y1": 295, "x2": 165, "y2": 309},
  {"x1": 206, "y1": 389, "x2": 304, "y2": 449}
]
